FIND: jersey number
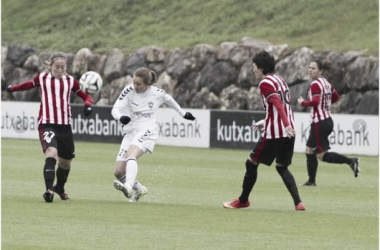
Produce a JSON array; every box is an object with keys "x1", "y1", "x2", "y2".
[
  {"x1": 43, "y1": 131, "x2": 55, "y2": 143},
  {"x1": 277, "y1": 89, "x2": 291, "y2": 105}
]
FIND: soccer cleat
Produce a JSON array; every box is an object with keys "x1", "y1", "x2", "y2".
[
  {"x1": 301, "y1": 181, "x2": 317, "y2": 186},
  {"x1": 113, "y1": 180, "x2": 132, "y2": 198},
  {"x1": 129, "y1": 185, "x2": 148, "y2": 203},
  {"x1": 295, "y1": 202, "x2": 305, "y2": 211},
  {"x1": 53, "y1": 185, "x2": 70, "y2": 200},
  {"x1": 223, "y1": 199, "x2": 250, "y2": 209},
  {"x1": 43, "y1": 190, "x2": 54, "y2": 203},
  {"x1": 349, "y1": 158, "x2": 360, "y2": 178}
]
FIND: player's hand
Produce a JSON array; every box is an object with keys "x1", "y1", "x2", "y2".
[
  {"x1": 120, "y1": 116, "x2": 131, "y2": 125},
  {"x1": 297, "y1": 96, "x2": 304, "y2": 105},
  {"x1": 285, "y1": 126, "x2": 296, "y2": 138},
  {"x1": 83, "y1": 105, "x2": 92, "y2": 117},
  {"x1": 6, "y1": 85, "x2": 12, "y2": 93},
  {"x1": 252, "y1": 119, "x2": 265, "y2": 131},
  {"x1": 183, "y1": 112, "x2": 195, "y2": 121}
]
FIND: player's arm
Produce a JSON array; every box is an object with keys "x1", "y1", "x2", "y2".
[
  {"x1": 6, "y1": 74, "x2": 40, "y2": 93},
  {"x1": 163, "y1": 93, "x2": 195, "y2": 121},
  {"x1": 331, "y1": 87, "x2": 339, "y2": 103},
  {"x1": 260, "y1": 82, "x2": 294, "y2": 137},
  {"x1": 111, "y1": 86, "x2": 132, "y2": 125},
  {"x1": 73, "y1": 79, "x2": 93, "y2": 117},
  {"x1": 298, "y1": 83, "x2": 321, "y2": 107},
  {"x1": 268, "y1": 95, "x2": 295, "y2": 138}
]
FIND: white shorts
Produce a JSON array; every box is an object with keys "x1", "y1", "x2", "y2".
[{"x1": 116, "y1": 127, "x2": 158, "y2": 161}]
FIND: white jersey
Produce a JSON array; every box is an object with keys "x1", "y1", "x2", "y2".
[{"x1": 112, "y1": 85, "x2": 186, "y2": 133}]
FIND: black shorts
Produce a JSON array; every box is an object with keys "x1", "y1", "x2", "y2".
[
  {"x1": 306, "y1": 117, "x2": 333, "y2": 153},
  {"x1": 38, "y1": 124, "x2": 75, "y2": 160},
  {"x1": 250, "y1": 136, "x2": 295, "y2": 166}
]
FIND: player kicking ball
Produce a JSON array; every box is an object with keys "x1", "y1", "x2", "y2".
[{"x1": 111, "y1": 67, "x2": 195, "y2": 202}]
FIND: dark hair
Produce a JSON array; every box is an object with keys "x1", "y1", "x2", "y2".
[
  {"x1": 312, "y1": 59, "x2": 332, "y2": 74},
  {"x1": 252, "y1": 50, "x2": 275, "y2": 74},
  {"x1": 44, "y1": 52, "x2": 68, "y2": 72},
  {"x1": 134, "y1": 67, "x2": 157, "y2": 85}
]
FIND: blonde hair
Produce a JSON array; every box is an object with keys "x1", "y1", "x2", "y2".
[{"x1": 133, "y1": 67, "x2": 157, "y2": 85}]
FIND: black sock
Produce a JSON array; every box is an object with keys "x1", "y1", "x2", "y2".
[
  {"x1": 238, "y1": 160, "x2": 258, "y2": 204},
  {"x1": 322, "y1": 152, "x2": 351, "y2": 164},
  {"x1": 276, "y1": 166, "x2": 301, "y2": 205},
  {"x1": 56, "y1": 165, "x2": 70, "y2": 192},
  {"x1": 43, "y1": 157, "x2": 56, "y2": 191},
  {"x1": 306, "y1": 154, "x2": 318, "y2": 183}
]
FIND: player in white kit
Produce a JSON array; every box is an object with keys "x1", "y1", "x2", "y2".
[{"x1": 111, "y1": 67, "x2": 196, "y2": 202}]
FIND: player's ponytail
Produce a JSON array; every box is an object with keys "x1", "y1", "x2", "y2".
[
  {"x1": 134, "y1": 67, "x2": 157, "y2": 86},
  {"x1": 150, "y1": 71, "x2": 157, "y2": 84}
]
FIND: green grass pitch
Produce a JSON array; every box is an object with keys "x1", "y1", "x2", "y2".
[{"x1": 2, "y1": 138, "x2": 378, "y2": 250}]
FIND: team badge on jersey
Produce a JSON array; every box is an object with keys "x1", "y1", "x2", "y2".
[{"x1": 148, "y1": 102, "x2": 154, "y2": 109}]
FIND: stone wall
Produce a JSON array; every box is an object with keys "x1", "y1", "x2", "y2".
[{"x1": 2, "y1": 37, "x2": 379, "y2": 114}]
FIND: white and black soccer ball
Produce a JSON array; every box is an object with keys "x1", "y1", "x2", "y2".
[{"x1": 79, "y1": 71, "x2": 103, "y2": 94}]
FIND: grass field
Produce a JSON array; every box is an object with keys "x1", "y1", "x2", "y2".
[
  {"x1": 2, "y1": 138, "x2": 379, "y2": 250},
  {"x1": 2, "y1": 0, "x2": 378, "y2": 55}
]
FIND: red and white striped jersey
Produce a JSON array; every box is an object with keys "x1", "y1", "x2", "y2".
[
  {"x1": 259, "y1": 74, "x2": 295, "y2": 139},
  {"x1": 307, "y1": 77, "x2": 336, "y2": 123},
  {"x1": 33, "y1": 72, "x2": 82, "y2": 125}
]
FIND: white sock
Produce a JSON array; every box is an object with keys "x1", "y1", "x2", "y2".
[
  {"x1": 133, "y1": 180, "x2": 143, "y2": 191},
  {"x1": 126, "y1": 157, "x2": 138, "y2": 187}
]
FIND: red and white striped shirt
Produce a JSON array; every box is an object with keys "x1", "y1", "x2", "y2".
[
  {"x1": 306, "y1": 77, "x2": 337, "y2": 123},
  {"x1": 259, "y1": 74, "x2": 295, "y2": 139},
  {"x1": 10, "y1": 72, "x2": 92, "y2": 125},
  {"x1": 35, "y1": 73, "x2": 80, "y2": 125}
]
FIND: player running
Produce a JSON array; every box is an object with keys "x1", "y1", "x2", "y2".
[
  {"x1": 111, "y1": 67, "x2": 195, "y2": 202},
  {"x1": 223, "y1": 51, "x2": 305, "y2": 211},
  {"x1": 6, "y1": 52, "x2": 93, "y2": 202},
  {"x1": 298, "y1": 59, "x2": 360, "y2": 186}
]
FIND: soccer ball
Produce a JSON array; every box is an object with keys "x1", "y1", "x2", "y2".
[{"x1": 79, "y1": 71, "x2": 103, "y2": 94}]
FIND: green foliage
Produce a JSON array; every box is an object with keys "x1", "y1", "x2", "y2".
[
  {"x1": 2, "y1": 0, "x2": 378, "y2": 55},
  {"x1": 2, "y1": 139, "x2": 379, "y2": 250}
]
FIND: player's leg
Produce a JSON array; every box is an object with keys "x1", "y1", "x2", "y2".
[
  {"x1": 113, "y1": 136, "x2": 133, "y2": 198},
  {"x1": 124, "y1": 145, "x2": 144, "y2": 198},
  {"x1": 39, "y1": 124, "x2": 58, "y2": 202},
  {"x1": 126, "y1": 129, "x2": 157, "y2": 201},
  {"x1": 54, "y1": 125, "x2": 75, "y2": 200},
  {"x1": 223, "y1": 137, "x2": 277, "y2": 209},
  {"x1": 55, "y1": 158, "x2": 71, "y2": 200},
  {"x1": 303, "y1": 147, "x2": 318, "y2": 186},
  {"x1": 318, "y1": 152, "x2": 360, "y2": 177},
  {"x1": 302, "y1": 123, "x2": 318, "y2": 186},
  {"x1": 276, "y1": 137, "x2": 304, "y2": 210},
  {"x1": 316, "y1": 118, "x2": 360, "y2": 177}
]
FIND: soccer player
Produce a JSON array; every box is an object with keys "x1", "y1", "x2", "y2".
[
  {"x1": 223, "y1": 51, "x2": 305, "y2": 211},
  {"x1": 297, "y1": 59, "x2": 360, "y2": 186},
  {"x1": 6, "y1": 52, "x2": 93, "y2": 202},
  {"x1": 111, "y1": 67, "x2": 196, "y2": 202}
]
